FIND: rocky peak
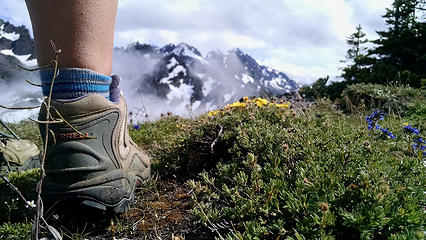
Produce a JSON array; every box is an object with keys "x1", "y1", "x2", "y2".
[
  {"x1": 0, "y1": 19, "x2": 35, "y2": 59},
  {"x1": 160, "y1": 42, "x2": 203, "y2": 60},
  {"x1": 127, "y1": 42, "x2": 159, "y2": 55}
]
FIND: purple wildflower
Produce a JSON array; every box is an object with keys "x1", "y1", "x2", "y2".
[
  {"x1": 366, "y1": 110, "x2": 395, "y2": 139},
  {"x1": 404, "y1": 124, "x2": 420, "y2": 136},
  {"x1": 366, "y1": 110, "x2": 386, "y2": 131},
  {"x1": 380, "y1": 128, "x2": 396, "y2": 139}
]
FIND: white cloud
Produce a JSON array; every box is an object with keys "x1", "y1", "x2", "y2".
[
  {"x1": 260, "y1": 56, "x2": 343, "y2": 85},
  {"x1": 115, "y1": 29, "x2": 180, "y2": 47},
  {"x1": 0, "y1": 1, "x2": 32, "y2": 34},
  {"x1": 1, "y1": 0, "x2": 393, "y2": 85}
]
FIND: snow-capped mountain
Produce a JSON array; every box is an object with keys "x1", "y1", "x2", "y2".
[
  {"x1": 0, "y1": 20, "x2": 40, "y2": 122},
  {"x1": 0, "y1": 19, "x2": 37, "y2": 85},
  {"x1": 0, "y1": 19, "x2": 36, "y2": 68},
  {"x1": 0, "y1": 19, "x2": 300, "y2": 121},
  {"x1": 114, "y1": 42, "x2": 299, "y2": 116}
]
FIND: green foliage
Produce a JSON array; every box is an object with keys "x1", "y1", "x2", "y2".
[
  {"x1": 341, "y1": 83, "x2": 426, "y2": 128},
  {"x1": 345, "y1": 24, "x2": 369, "y2": 61},
  {"x1": 299, "y1": 76, "x2": 330, "y2": 99},
  {"x1": 3, "y1": 121, "x2": 42, "y2": 148},
  {"x1": 130, "y1": 115, "x2": 191, "y2": 173},
  {"x1": 0, "y1": 222, "x2": 31, "y2": 240},
  {"x1": 183, "y1": 102, "x2": 425, "y2": 239},
  {"x1": 0, "y1": 168, "x2": 40, "y2": 223},
  {"x1": 366, "y1": 0, "x2": 425, "y2": 87},
  {"x1": 313, "y1": 0, "x2": 426, "y2": 101},
  {"x1": 341, "y1": 24, "x2": 371, "y2": 86}
]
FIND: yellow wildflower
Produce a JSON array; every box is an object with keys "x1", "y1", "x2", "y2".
[
  {"x1": 207, "y1": 110, "x2": 220, "y2": 116},
  {"x1": 243, "y1": 96, "x2": 249, "y2": 102},
  {"x1": 226, "y1": 101, "x2": 247, "y2": 109},
  {"x1": 402, "y1": 122, "x2": 409, "y2": 126},
  {"x1": 275, "y1": 102, "x2": 291, "y2": 108},
  {"x1": 255, "y1": 98, "x2": 269, "y2": 107}
]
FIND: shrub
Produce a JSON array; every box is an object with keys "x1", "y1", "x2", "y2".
[
  {"x1": 341, "y1": 84, "x2": 423, "y2": 113},
  {"x1": 341, "y1": 84, "x2": 426, "y2": 130},
  {"x1": 130, "y1": 115, "x2": 192, "y2": 173},
  {"x1": 184, "y1": 99, "x2": 425, "y2": 239}
]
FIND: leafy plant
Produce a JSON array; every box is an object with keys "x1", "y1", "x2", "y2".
[
  {"x1": 183, "y1": 98, "x2": 425, "y2": 239},
  {"x1": 0, "y1": 222, "x2": 32, "y2": 240}
]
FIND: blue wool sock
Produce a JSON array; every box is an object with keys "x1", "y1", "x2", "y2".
[{"x1": 40, "y1": 68, "x2": 112, "y2": 100}]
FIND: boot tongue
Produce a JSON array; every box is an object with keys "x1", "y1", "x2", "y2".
[{"x1": 109, "y1": 75, "x2": 121, "y2": 103}]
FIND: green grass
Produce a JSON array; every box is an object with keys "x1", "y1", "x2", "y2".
[{"x1": 1, "y1": 84, "x2": 425, "y2": 239}]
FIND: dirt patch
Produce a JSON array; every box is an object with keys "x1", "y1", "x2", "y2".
[
  {"x1": 42, "y1": 176, "x2": 214, "y2": 239},
  {"x1": 105, "y1": 177, "x2": 214, "y2": 239}
]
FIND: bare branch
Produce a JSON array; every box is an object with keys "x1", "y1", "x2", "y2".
[
  {"x1": 25, "y1": 80, "x2": 45, "y2": 87},
  {"x1": 0, "y1": 104, "x2": 40, "y2": 110}
]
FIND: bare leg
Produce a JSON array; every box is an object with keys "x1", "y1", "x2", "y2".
[
  {"x1": 25, "y1": 1, "x2": 151, "y2": 216},
  {"x1": 25, "y1": 0, "x2": 118, "y2": 76}
]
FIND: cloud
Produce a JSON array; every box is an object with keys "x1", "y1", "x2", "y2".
[
  {"x1": 114, "y1": 0, "x2": 392, "y2": 83},
  {"x1": 0, "y1": 1, "x2": 32, "y2": 33},
  {"x1": 1, "y1": 0, "x2": 393, "y2": 85}
]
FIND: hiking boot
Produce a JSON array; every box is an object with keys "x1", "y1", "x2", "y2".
[{"x1": 39, "y1": 93, "x2": 150, "y2": 213}]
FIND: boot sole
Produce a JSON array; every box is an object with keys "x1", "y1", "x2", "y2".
[{"x1": 42, "y1": 168, "x2": 150, "y2": 214}]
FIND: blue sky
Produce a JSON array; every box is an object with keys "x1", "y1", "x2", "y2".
[{"x1": 0, "y1": 0, "x2": 393, "y2": 84}]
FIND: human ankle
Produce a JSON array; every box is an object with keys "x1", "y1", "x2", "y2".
[{"x1": 40, "y1": 68, "x2": 112, "y2": 101}]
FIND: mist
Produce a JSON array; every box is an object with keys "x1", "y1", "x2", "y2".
[
  {"x1": 1, "y1": 43, "x2": 272, "y2": 123},
  {"x1": 0, "y1": 60, "x2": 42, "y2": 123},
  {"x1": 112, "y1": 46, "x2": 260, "y2": 123},
  {"x1": 111, "y1": 47, "x2": 170, "y2": 120}
]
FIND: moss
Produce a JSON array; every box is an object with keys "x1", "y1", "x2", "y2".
[{"x1": 0, "y1": 222, "x2": 31, "y2": 240}]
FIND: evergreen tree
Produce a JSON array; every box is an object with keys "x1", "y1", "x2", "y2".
[
  {"x1": 370, "y1": 0, "x2": 426, "y2": 87},
  {"x1": 345, "y1": 24, "x2": 369, "y2": 62},
  {"x1": 299, "y1": 76, "x2": 330, "y2": 99},
  {"x1": 341, "y1": 24, "x2": 370, "y2": 83}
]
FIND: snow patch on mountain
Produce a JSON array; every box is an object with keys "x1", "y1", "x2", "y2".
[
  {"x1": 0, "y1": 49, "x2": 36, "y2": 66},
  {"x1": 0, "y1": 24, "x2": 20, "y2": 41},
  {"x1": 160, "y1": 65, "x2": 187, "y2": 84},
  {"x1": 167, "y1": 57, "x2": 178, "y2": 69},
  {"x1": 241, "y1": 73, "x2": 254, "y2": 84},
  {"x1": 162, "y1": 43, "x2": 208, "y2": 65}
]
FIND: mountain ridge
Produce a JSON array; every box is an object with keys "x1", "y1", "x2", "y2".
[
  {"x1": 0, "y1": 19, "x2": 300, "y2": 121},
  {"x1": 119, "y1": 41, "x2": 299, "y2": 112}
]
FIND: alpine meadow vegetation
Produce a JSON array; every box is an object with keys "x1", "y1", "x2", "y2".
[{"x1": 0, "y1": 90, "x2": 425, "y2": 239}]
